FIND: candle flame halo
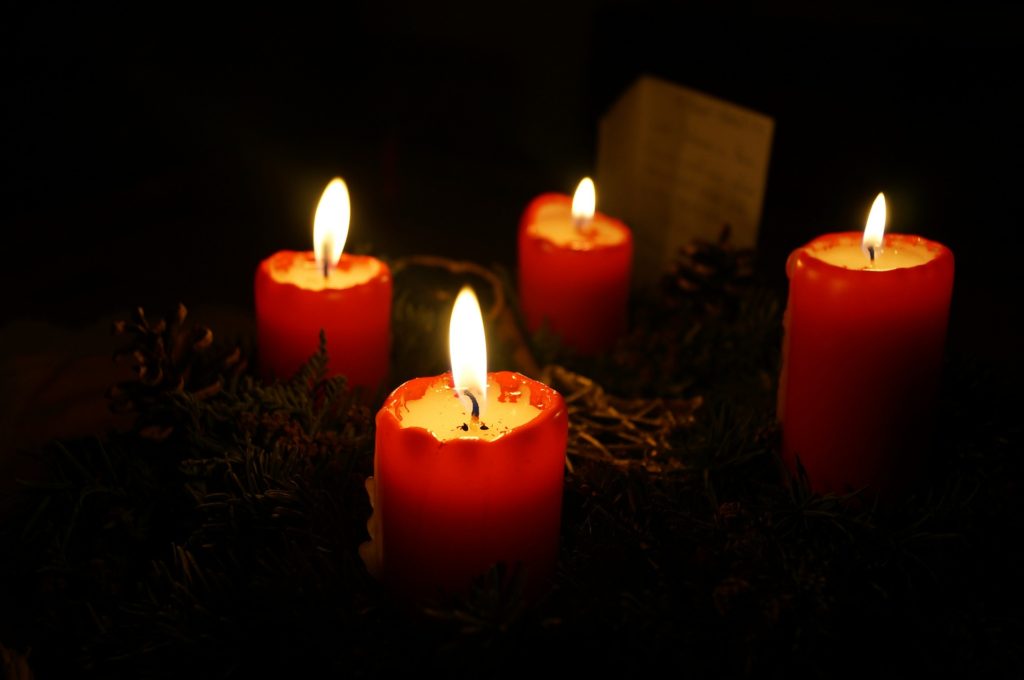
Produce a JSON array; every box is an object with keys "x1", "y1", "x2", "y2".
[
  {"x1": 862, "y1": 192, "x2": 886, "y2": 262},
  {"x1": 572, "y1": 177, "x2": 596, "y2": 229},
  {"x1": 449, "y1": 286, "x2": 488, "y2": 414},
  {"x1": 313, "y1": 178, "x2": 351, "y2": 272}
]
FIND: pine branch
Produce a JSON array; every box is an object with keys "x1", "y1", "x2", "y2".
[{"x1": 1, "y1": 240, "x2": 1021, "y2": 679}]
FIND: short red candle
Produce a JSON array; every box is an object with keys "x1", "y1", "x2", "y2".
[
  {"x1": 254, "y1": 252, "x2": 391, "y2": 389},
  {"x1": 254, "y1": 179, "x2": 392, "y2": 392},
  {"x1": 361, "y1": 288, "x2": 568, "y2": 601},
  {"x1": 777, "y1": 203, "x2": 954, "y2": 496},
  {"x1": 518, "y1": 179, "x2": 633, "y2": 355}
]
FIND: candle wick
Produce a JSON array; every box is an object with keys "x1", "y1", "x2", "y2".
[
  {"x1": 868, "y1": 245, "x2": 875, "y2": 266},
  {"x1": 462, "y1": 389, "x2": 480, "y2": 420},
  {"x1": 321, "y1": 237, "x2": 332, "y2": 279}
]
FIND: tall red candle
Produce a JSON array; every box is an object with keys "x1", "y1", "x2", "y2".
[
  {"x1": 361, "y1": 287, "x2": 568, "y2": 601},
  {"x1": 254, "y1": 178, "x2": 392, "y2": 392},
  {"x1": 518, "y1": 178, "x2": 633, "y2": 355},
  {"x1": 777, "y1": 194, "x2": 954, "y2": 496}
]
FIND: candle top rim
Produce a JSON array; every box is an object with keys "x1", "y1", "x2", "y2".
[
  {"x1": 262, "y1": 250, "x2": 389, "y2": 290},
  {"x1": 523, "y1": 193, "x2": 631, "y2": 250},
  {"x1": 379, "y1": 371, "x2": 564, "y2": 444},
  {"x1": 799, "y1": 232, "x2": 950, "y2": 272}
]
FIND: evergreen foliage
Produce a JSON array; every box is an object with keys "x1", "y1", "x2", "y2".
[{"x1": 1, "y1": 241, "x2": 1020, "y2": 679}]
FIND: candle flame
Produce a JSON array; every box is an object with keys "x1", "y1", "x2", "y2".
[
  {"x1": 449, "y1": 286, "x2": 488, "y2": 413},
  {"x1": 313, "y1": 178, "x2": 351, "y2": 273},
  {"x1": 571, "y1": 176, "x2": 596, "y2": 229},
  {"x1": 861, "y1": 192, "x2": 886, "y2": 262}
]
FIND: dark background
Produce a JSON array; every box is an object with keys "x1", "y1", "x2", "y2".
[{"x1": 3, "y1": 1, "x2": 1022, "y2": 371}]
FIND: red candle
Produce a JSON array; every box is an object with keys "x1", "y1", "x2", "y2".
[
  {"x1": 254, "y1": 178, "x2": 392, "y2": 392},
  {"x1": 361, "y1": 287, "x2": 568, "y2": 601},
  {"x1": 777, "y1": 193, "x2": 954, "y2": 497},
  {"x1": 518, "y1": 177, "x2": 633, "y2": 354}
]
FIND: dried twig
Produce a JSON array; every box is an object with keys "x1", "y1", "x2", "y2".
[{"x1": 544, "y1": 365, "x2": 702, "y2": 474}]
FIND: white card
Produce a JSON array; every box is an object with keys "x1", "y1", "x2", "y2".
[{"x1": 596, "y1": 75, "x2": 774, "y2": 285}]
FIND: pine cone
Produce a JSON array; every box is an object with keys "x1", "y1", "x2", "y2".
[
  {"x1": 663, "y1": 224, "x2": 755, "y2": 315},
  {"x1": 107, "y1": 304, "x2": 247, "y2": 439}
]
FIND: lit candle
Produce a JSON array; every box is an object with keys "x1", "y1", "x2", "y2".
[
  {"x1": 518, "y1": 177, "x2": 633, "y2": 354},
  {"x1": 777, "y1": 193, "x2": 955, "y2": 497},
  {"x1": 362, "y1": 287, "x2": 568, "y2": 600},
  {"x1": 254, "y1": 178, "x2": 392, "y2": 392}
]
